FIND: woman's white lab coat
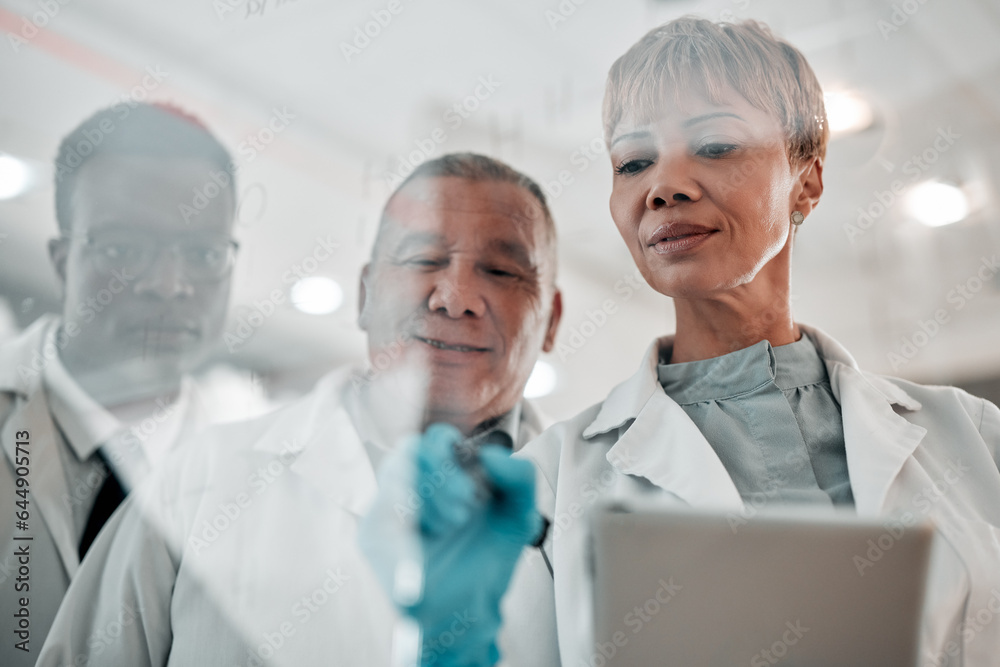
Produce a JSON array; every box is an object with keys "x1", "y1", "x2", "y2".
[{"x1": 503, "y1": 324, "x2": 1000, "y2": 667}]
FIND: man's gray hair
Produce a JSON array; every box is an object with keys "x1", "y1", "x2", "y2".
[{"x1": 375, "y1": 153, "x2": 557, "y2": 275}]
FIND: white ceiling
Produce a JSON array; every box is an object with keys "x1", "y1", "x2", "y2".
[{"x1": 1, "y1": 0, "x2": 999, "y2": 420}]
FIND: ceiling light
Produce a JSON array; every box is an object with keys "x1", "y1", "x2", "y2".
[
  {"x1": 524, "y1": 359, "x2": 558, "y2": 398},
  {"x1": 904, "y1": 181, "x2": 969, "y2": 227},
  {"x1": 290, "y1": 277, "x2": 343, "y2": 314},
  {"x1": 0, "y1": 154, "x2": 33, "y2": 200},
  {"x1": 824, "y1": 91, "x2": 874, "y2": 135}
]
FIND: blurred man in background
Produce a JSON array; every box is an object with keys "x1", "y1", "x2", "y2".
[
  {"x1": 37, "y1": 153, "x2": 562, "y2": 666},
  {"x1": 0, "y1": 102, "x2": 238, "y2": 665}
]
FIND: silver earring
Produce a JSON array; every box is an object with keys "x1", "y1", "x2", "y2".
[{"x1": 791, "y1": 211, "x2": 805, "y2": 226}]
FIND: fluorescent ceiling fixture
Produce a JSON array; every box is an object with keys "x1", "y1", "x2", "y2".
[
  {"x1": 524, "y1": 359, "x2": 557, "y2": 398},
  {"x1": 904, "y1": 181, "x2": 969, "y2": 227},
  {"x1": 290, "y1": 276, "x2": 343, "y2": 314},
  {"x1": 0, "y1": 154, "x2": 32, "y2": 200},
  {"x1": 824, "y1": 91, "x2": 874, "y2": 135}
]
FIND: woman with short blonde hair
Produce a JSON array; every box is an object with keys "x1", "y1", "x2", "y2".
[{"x1": 366, "y1": 17, "x2": 1000, "y2": 667}]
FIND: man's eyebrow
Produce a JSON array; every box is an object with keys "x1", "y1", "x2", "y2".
[
  {"x1": 682, "y1": 111, "x2": 745, "y2": 128},
  {"x1": 83, "y1": 223, "x2": 205, "y2": 240},
  {"x1": 610, "y1": 130, "x2": 651, "y2": 148},
  {"x1": 87, "y1": 221, "x2": 136, "y2": 233},
  {"x1": 485, "y1": 238, "x2": 535, "y2": 269},
  {"x1": 387, "y1": 231, "x2": 446, "y2": 256}
]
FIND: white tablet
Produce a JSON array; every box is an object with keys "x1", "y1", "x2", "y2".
[{"x1": 589, "y1": 502, "x2": 934, "y2": 667}]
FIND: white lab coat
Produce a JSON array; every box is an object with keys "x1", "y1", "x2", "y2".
[
  {"x1": 504, "y1": 324, "x2": 1000, "y2": 667},
  {"x1": 37, "y1": 368, "x2": 548, "y2": 666},
  {"x1": 0, "y1": 315, "x2": 211, "y2": 666}
]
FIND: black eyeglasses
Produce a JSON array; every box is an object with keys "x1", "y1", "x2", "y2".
[{"x1": 66, "y1": 231, "x2": 239, "y2": 283}]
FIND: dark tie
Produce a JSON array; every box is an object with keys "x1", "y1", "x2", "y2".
[{"x1": 78, "y1": 450, "x2": 126, "y2": 559}]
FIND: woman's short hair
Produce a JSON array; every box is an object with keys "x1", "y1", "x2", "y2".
[{"x1": 603, "y1": 17, "x2": 829, "y2": 164}]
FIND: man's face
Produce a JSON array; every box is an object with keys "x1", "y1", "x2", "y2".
[
  {"x1": 53, "y1": 154, "x2": 235, "y2": 380},
  {"x1": 359, "y1": 176, "x2": 561, "y2": 432}
]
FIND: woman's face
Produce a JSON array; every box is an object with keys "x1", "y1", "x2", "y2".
[{"x1": 608, "y1": 84, "x2": 817, "y2": 300}]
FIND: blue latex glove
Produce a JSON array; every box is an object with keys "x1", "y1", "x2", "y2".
[{"x1": 360, "y1": 423, "x2": 542, "y2": 667}]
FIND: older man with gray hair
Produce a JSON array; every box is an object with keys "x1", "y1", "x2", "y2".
[{"x1": 37, "y1": 152, "x2": 562, "y2": 666}]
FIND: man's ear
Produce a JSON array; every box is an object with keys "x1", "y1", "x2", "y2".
[
  {"x1": 541, "y1": 288, "x2": 563, "y2": 353},
  {"x1": 48, "y1": 237, "x2": 69, "y2": 287},
  {"x1": 791, "y1": 156, "x2": 824, "y2": 217},
  {"x1": 357, "y1": 264, "x2": 372, "y2": 331}
]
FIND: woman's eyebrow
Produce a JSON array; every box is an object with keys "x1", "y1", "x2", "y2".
[
  {"x1": 611, "y1": 112, "x2": 746, "y2": 146},
  {"x1": 610, "y1": 130, "x2": 651, "y2": 148},
  {"x1": 682, "y1": 111, "x2": 745, "y2": 128}
]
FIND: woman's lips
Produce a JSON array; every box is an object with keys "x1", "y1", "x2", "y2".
[
  {"x1": 650, "y1": 232, "x2": 716, "y2": 254},
  {"x1": 647, "y1": 224, "x2": 717, "y2": 255}
]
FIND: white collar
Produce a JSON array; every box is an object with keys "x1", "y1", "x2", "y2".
[
  {"x1": 43, "y1": 328, "x2": 124, "y2": 462},
  {"x1": 41, "y1": 321, "x2": 195, "y2": 489},
  {"x1": 583, "y1": 323, "x2": 922, "y2": 440},
  {"x1": 577, "y1": 324, "x2": 926, "y2": 513},
  {"x1": 253, "y1": 369, "x2": 378, "y2": 516},
  {"x1": 251, "y1": 368, "x2": 549, "y2": 517},
  {"x1": 0, "y1": 314, "x2": 57, "y2": 396}
]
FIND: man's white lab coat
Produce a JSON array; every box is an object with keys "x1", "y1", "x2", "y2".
[
  {"x1": 0, "y1": 316, "x2": 207, "y2": 666},
  {"x1": 37, "y1": 369, "x2": 547, "y2": 666},
  {"x1": 505, "y1": 324, "x2": 1000, "y2": 667}
]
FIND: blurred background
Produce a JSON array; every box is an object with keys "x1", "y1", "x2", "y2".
[{"x1": 1, "y1": 0, "x2": 999, "y2": 421}]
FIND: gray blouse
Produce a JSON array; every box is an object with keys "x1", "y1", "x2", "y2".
[{"x1": 657, "y1": 332, "x2": 854, "y2": 507}]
